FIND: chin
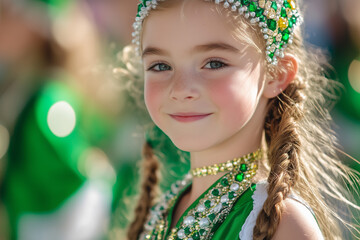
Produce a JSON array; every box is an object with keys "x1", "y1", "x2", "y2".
[{"x1": 169, "y1": 135, "x2": 214, "y2": 153}]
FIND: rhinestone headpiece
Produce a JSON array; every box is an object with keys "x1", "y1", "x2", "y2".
[{"x1": 132, "y1": 0, "x2": 302, "y2": 65}]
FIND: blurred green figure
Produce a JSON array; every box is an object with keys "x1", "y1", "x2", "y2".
[{"x1": 0, "y1": 0, "x2": 123, "y2": 239}]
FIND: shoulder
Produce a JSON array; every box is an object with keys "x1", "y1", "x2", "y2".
[{"x1": 272, "y1": 198, "x2": 324, "y2": 240}]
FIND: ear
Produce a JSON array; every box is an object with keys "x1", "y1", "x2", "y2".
[{"x1": 263, "y1": 54, "x2": 298, "y2": 99}]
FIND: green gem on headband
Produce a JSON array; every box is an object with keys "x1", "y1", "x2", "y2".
[{"x1": 132, "y1": 0, "x2": 303, "y2": 65}]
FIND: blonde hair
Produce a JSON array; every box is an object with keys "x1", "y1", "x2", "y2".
[{"x1": 114, "y1": 0, "x2": 360, "y2": 239}]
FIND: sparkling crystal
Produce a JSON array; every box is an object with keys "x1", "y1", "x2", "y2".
[
  {"x1": 282, "y1": 32, "x2": 290, "y2": 42},
  {"x1": 178, "y1": 229, "x2": 186, "y2": 239},
  {"x1": 241, "y1": 0, "x2": 249, "y2": 5},
  {"x1": 258, "y1": 0, "x2": 265, "y2": 8},
  {"x1": 204, "y1": 200, "x2": 212, "y2": 209},
  {"x1": 290, "y1": 16, "x2": 297, "y2": 24},
  {"x1": 256, "y1": 8, "x2": 264, "y2": 17},
  {"x1": 193, "y1": 232, "x2": 200, "y2": 240},
  {"x1": 249, "y1": 2, "x2": 257, "y2": 12},
  {"x1": 279, "y1": 17, "x2": 289, "y2": 31},
  {"x1": 199, "y1": 218, "x2": 210, "y2": 228},
  {"x1": 286, "y1": 8, "x2": 293, "y2": 17},
  {"x1": 271, "y1": 1, "x2": 278, "y2": 10},
  {"x1": 236, "y1": 173, "x2": 244, "y2": 182},
  {"x1": 221, "y1": 194, "x2": 229, "y2": 203},
  {"x1": 284, "y1": 0, "x2": 291, "y2": 8},
  {"x1": 221, "y1": 178, "x2": 229, "y2": 186},
  {"x1": 208, "y1": 213, "x2": 216, "y2": 222},
  {"x1": 270, "y1": 44, "x2": 276, "y2": 52},
  {"x1": 240, "y1": 163, "x2": 248, "y2": 172},
  {"x1": 213, "y1": 203, "x2": 223, "y2": 213},
  {"x1": 197, "y1": 204, "x2": 206, "y2": 212},
  {"x1": 228, "y1": 191, "x2": 237, "y2": 199},
  {"x1": 265, "y1": 1, "x2": 272, "y2": 9},
  {"x1": 267, "y1": 8, "x2": 276, "y2": 19},
  {"x1": 289, "y1": 0, "x2": 296, "y2": 10},
  {"x1": 267, "y1": 19, "x2": 277, "y2": 31},
  {"x1": 212, "y1": 188, "x2": 221, "y2": 196},
  {"x1": 288, "y1": 20, "x2": 293, "y2": 28},
  {"x1": 184, "y1": 216, "x2": 195, "y2": 226},
  {"x1": 230, "y1": 183, "x2": 240, "y2": 191}
]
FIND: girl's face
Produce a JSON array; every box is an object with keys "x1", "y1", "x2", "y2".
[{"x1": 142, "y1": 0, "x2": 269, "y2": 153}]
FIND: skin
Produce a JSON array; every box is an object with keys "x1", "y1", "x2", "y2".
[{"x1": 141, "y1": 0, "x2": 322, "y2": 239}]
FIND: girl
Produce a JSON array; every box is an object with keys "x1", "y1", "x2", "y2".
[{"x1": 117, "y1": 0, "x2": 360, "y2": 239}]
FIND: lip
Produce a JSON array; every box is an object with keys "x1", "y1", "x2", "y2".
[{"x1": 168, "y1": 112, "x2": 213, "y2": 123}]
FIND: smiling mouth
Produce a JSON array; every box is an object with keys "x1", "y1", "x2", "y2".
[{"x1": 169, "y1": 113, "x2": 213, "y2": 123}]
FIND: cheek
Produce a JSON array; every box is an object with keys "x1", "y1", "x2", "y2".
[
  {"x1": 207, "y1": 74, "x2": 259, "y2": 123},
  {"x1": 144, "y1": 78, "x2": 166, "y2": 120}
]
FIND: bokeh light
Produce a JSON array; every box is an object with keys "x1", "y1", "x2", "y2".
[
  {"x1": 348, "y1": 58, "x2": 360, "y2": 93},
  {"x1": 47, "y1": 101, "x2": 76, "y2": 138},
  {"x1": 0, "y1": 125, "x2": 10, "y2": 159}
]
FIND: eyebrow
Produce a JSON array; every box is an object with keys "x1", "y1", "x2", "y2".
[{"x1": 142, "y1": 42, "x2": 241, "y2": 58}]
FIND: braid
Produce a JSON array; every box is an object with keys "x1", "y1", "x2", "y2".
[
  {"x1": 127, "y1": 142, "x2": 159, "y2": 240},
  {"x1": 253, "y1": 79, "x2": 305, "y2": 239}
]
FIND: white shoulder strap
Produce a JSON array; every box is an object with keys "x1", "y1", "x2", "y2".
[{"x1": 239, "y1": 181, "x2": 268, "y2": 240}]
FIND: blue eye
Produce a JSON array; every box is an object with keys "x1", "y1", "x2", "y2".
[
  {"x1": 148, "y1": 63, "x2": 172, "y2": 72},
  {"x1": 204, "y1": 60, "x2": 227, "y2": 70}
]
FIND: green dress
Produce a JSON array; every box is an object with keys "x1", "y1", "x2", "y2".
[
  {"x1": 139, "y1": 171, "x2": 320, "y2": 240},
  {"x1": 139, "y1": 168, "x2": 260, "y2": 240},
  {"x1": 2, "y1": 78, "x2": 115, "y2": 240}
]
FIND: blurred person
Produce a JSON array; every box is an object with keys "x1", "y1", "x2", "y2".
[{"x1": 0, "y1": 0, "x2": 123, "y2": 239}]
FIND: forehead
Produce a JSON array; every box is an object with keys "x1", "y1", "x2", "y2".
[{"x1": 141, "y1": 0, "x2": 252, "y2": 53}]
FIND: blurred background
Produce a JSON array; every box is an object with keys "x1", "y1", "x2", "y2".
[{"x1": 0, "y1": 0, "x2": 359, "y2": 239}]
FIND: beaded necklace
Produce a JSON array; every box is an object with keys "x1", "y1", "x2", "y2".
[
  {"x1": 139, "y1": 150, "x2": 261, "y2": 240},
  {"x1": 190, "y1": 149, "x2": 262, "y2": 178}
]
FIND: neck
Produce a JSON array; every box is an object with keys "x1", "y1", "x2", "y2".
[{"x1": 187, "y1": 127, "x2": 263, "y2": 203}]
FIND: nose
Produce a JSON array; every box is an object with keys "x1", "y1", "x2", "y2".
[{"x1": 169, "y1": 73, "x2": 200, "y2": 101}]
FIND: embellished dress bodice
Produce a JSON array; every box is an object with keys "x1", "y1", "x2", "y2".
[
  {"x1": 138, "y1": 174, "x2": 320, "y2": 240},
  {"x1": 139, "y1": 161, "x2": 259, "y2": 240}
]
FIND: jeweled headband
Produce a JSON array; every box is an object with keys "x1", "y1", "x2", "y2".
[{"x1": 132, "y1": 0, "x2": 303, "y2": 65}]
